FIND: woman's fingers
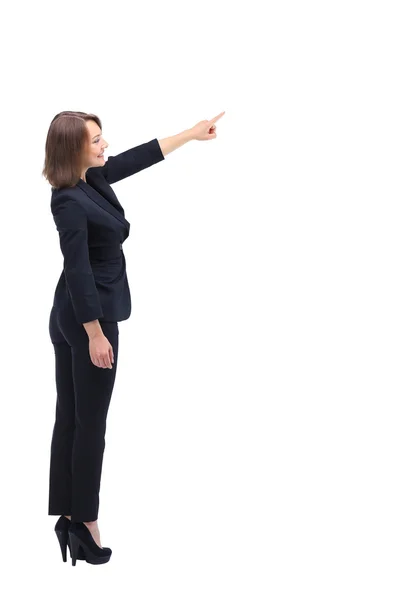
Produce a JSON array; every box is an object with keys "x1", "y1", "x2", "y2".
[
  {"x1": 90, "y1": 349, "x2": 112, "y2": 368},
  {"x1": 102, "y1": 351, "x2": 112, "y2": 369},
  {"x1": 91, "y1": 351, "x2": 101, "y2": 368},
  {"x1": 209, "y1": 111, "x2": 225, "y2": 124},
  {"x1": 88, "y1": 335, "x2": 115, "y2": 368}
]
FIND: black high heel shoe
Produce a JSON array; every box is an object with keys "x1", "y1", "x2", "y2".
[
  {"x1": 54, "y1": 516, "x2": 85, "y2": 562},
  {"x1": 68, "y1": 521, "x2": 112, "y2": 566}
]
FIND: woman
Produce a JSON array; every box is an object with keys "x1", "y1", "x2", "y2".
[{"x1": 43, "y1": 109, "x2": 225, "y2": 566}]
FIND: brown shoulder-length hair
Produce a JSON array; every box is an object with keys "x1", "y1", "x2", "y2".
[{"x1": 42, "y1": 111, "x2": 102, "y2": 190}]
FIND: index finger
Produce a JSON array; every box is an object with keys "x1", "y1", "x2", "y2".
[{"x1": 209, "y1": 111, "x2": 225, "y2": 124}]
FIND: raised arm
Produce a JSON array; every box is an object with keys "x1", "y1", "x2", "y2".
[
  {"x1": 96, "y1": 112, "x2": 225, "y2": 185},
  {"x1": 99, "y1": 138, "x2": 165, "y2": 185},
  {"x1": 157, "y1": 129, "x2": 194, "y2": 156},
  {"x1": 157, "y1": 111, "x2": 225, "y2": 154}
]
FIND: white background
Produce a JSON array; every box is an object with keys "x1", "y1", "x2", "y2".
[{"x1": 0, "y1": 0, "x2": 399, "y2": 598}]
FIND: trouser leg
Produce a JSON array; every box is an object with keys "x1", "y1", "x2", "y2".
[
  {"x1": 70, "y1": 322, "x2": 119, "y2": 522},
  {"x1": 48, "y1": 340, "x2": 75, "y2": 516}
]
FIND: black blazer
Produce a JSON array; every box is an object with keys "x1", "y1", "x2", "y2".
[{"x1": 50, "y1": 137, "x2": 165, "y2": 324}]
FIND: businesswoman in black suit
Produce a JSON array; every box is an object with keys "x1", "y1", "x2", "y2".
[{"x1": 43, "y1": 109, "x2": 225, "y2": 565}]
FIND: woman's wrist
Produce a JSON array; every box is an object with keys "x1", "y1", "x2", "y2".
[
  {"x1": 82, "y1": 320, "x2": 104, "y2": 339},
  {"x1": 158, "y1": 129, "x2": 194, "y2": 156}
]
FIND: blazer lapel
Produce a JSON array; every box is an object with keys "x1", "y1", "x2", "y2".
[{"x1": 76, "y1": 180, "x2": 130, "y2": 231}]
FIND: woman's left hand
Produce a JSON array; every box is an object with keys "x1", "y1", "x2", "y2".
[{"x1": 189, "y1": 111, "x2": 225, "y2": 141}]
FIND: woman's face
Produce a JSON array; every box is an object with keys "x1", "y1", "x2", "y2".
[{"x1": 85, "y1": 119, "x2": 109, "y2": 167}]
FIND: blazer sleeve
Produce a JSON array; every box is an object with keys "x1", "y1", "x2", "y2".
[
  {"x1": 52, "y1": 195, "x2": 104, "y2": 324},
  {"x1": 99, "y1": 138, "x2": 165, "y2": 185}
]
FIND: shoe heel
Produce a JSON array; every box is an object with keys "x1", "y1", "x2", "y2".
[
  {"x1": 55, "y1": 529, "x2": 68, "y2": 562},
  {"x1": 68, "y1": 531, "x2": 82, "y2": 567}
]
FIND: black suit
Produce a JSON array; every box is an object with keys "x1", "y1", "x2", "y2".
[
  {"x1": 48, "y1": 138, "x2": 165, "y2": 522},
  {"x1": 51, "y1": 137, "x2": 165, "y2": 324}
]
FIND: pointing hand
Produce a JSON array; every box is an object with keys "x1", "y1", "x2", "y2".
[{"x1": 189, "y1": 111, "x2": 225, "y2": 141}]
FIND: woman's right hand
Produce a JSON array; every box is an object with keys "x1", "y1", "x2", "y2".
[{"x1": 89, "y1": 333, "x2": 114, "y2": 369}]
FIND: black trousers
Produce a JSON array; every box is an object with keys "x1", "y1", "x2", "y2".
[{"x1": 48, "y1": 300, "x2": 119, "y2": 522}]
